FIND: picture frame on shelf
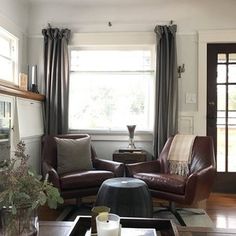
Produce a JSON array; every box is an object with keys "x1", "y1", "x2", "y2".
[{"x1": 19, "y1": 73, "x2": 28, "y2": 91}]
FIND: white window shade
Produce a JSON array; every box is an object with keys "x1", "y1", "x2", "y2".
[
  {"x1": 71, "y1": 50, "x2": 152, "y2": 71},
  {"x1": 69, "y1": 47, "x2": 155, "y2": 132}
]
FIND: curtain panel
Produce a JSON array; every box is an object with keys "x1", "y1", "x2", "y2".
[
  {"x1": 42, "y1": 28, "x2": 71, "y2": 135},
  {"x1": 153, "y1": 25, "x2": 178, "y2": 157}
]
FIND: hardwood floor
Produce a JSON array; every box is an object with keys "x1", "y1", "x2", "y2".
[
  {"x1": 206, "y1": 193, "x2": 236, "y2": 229},
  {"x1": 39, "y1": 193, "x2": 236, "y2": 229}
]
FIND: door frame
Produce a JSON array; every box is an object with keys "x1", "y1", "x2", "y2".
[
  {"x1": 197, "y1": 30, "x2": 236, "y2": 136},
  {"x1": 207, "y1": 43, "x2": 236, "y2": 193}
]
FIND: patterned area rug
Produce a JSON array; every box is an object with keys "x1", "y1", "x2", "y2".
[
  {"x1": 58, "y1": 205, "x2": 214, "y2": 228},
  {"x1": 153, "y1": 207, "x2": 214, "y2": 227}
]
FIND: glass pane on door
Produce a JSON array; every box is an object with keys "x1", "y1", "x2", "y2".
[
  {"x1": 228, "y1": 65, "x2": 236, "y2": 83},
  {"x1": 228, "y1": 126, "x2": 236, "y2": 172},
  {"x1": 217, "y1": 85, "x2": 226, "y2": 172},
  {"x1": 217, "y1": 65, "x2": 226, "y2": 83},
  {"x1": 217, "y1": 127, "x2": 226, "y2": 172},
  {"x1": 218, "y1": 53, "x2": 226, "y2": 63},
  {"x1": 228, "y1": 85, "x2": 236, "y2": 172},
  {"x1": 229, "y1": 53, "x2": 236, "y2": 63}
]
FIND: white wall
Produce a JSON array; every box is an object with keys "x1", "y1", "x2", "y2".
[
  {"x1": 22, "y1": 0, "x2": 236, "y2": 159},
  {"x1": 0, "y1": 0, "x2": 28, "y2": 33},
  {"x1": 27, "y1": 0, "x2": 236, "y2": 35},
  {"x1": 0, "y1": 0, "x2": 29, "y2": 74},
  {"x1": 28, "y1": 0, "x2": 236, "y2": 109}
]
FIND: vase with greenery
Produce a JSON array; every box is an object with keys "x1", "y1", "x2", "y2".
[{"x1": 0, "y1": 141, "x2": 64, "y2": 235}]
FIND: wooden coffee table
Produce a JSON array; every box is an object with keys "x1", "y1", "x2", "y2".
[
  {"x1": 39, "y1": 216, "x2": 236, "y2": 236},
  {"x1": 39, "y1": 221, "x2": 74, "y2": 235}
]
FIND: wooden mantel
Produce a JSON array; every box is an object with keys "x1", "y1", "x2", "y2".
[{"x1": 0, "y1": 84, "x2": 45, "y2": 101}]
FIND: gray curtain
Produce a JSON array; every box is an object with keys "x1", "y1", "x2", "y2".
[
  {"x1": 153, "y1": 25, "x2": 178, "y2": 157},
  {"x1": 42, "y1": 28, "x2": 71, "y2": 135}
]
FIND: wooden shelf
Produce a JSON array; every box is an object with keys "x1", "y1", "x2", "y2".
[{"x1": 0, "y1": 84, "x2": 45, "y2": 101}]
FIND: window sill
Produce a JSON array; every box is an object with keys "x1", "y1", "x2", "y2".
[
  {"x1": 69, "y1": 130, "x2": 153, "y2": 142},
  {"x1": 0, "y1": 83, "x2": 45, "y2": 101}
]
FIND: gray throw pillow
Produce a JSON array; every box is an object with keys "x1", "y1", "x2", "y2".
[{"x1": 55, "y1": 136, "x2": 93, "y2": 175}]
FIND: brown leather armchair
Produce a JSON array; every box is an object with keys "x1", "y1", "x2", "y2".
[
  {"x1": 126, "y1": 136, "x2": 216, "y2": 225},
  {"x1": 41, "y1": 134, "x2": 124, "y2": 200}
]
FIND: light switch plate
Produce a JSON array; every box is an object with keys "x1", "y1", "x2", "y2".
[{"x1": 186, "y1": 93, "x2": 197, "y2": 104}]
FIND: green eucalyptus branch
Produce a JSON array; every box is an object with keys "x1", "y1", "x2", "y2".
[{"x1": 0, "y1": 141, "x2": 64, "y2": 214}]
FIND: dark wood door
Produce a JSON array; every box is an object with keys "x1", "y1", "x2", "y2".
[{"x1": 207, "y1": 43, "x2": 236, "y2": 193}]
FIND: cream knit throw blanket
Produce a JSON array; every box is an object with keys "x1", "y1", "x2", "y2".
[{"x1": 167, "y1": 134, "x2": 196, "y2": 176}]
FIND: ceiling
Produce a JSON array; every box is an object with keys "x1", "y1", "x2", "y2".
[
  {"x1": 27, "y1": 0, "x2": 165, "y2": 6},
  {"x1": 27, "y1": 0, "x2": 158, "y2": 2}
]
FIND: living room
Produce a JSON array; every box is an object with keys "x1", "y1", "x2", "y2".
[{"x1": 1, "y1": 0, "x2": 236, "y2": 234}]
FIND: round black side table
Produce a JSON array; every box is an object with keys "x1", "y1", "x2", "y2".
[{"x1": 95, "y1": 177, "x2": 153, "y2": 217}]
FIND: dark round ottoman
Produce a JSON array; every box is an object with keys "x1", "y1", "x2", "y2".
[{"x1": 95, "y1": 177, "x2": 153, "y2": 217}]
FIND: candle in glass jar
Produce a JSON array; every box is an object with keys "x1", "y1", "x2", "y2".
[
  {"x1": 96, "y1": 213, "x2": 120, "y2": 236},
  {"x1": 97, "y1": 220, "x2": 119, "y2": 236}
]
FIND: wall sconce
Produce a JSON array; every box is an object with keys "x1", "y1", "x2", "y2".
[{"x1": 177, "y1": 64, "x2": 185, "y2": 78}]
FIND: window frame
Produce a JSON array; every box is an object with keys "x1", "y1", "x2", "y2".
[
  {"x1": 68, "y1": 44, "x2": 156, "y2": 135},
  {"x1": 0, "y1": 26, "x2": 18, "y2": 85}
]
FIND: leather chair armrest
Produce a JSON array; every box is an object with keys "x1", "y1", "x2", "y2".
[
  {"x1": 126, "y1": 160, "x2": 161, "y2": 177},
  {"x1": 185, "y1": 165, "x2": 216, "y2": 204},
  {"x1": 93, "y1": 158, "x2": 124, "y2": 177},
  {"x1": 42, "y1": 162, "x2": 61, "y2": 189}
]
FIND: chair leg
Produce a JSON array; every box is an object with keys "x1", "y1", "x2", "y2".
[
  {"x1": 154, "y1": 201, "x2": 206, "y2": 226},
  {"x1": 169, "y1": 202, "x2": 186, "y2": 226},
  {"x1": 176, "y1": 207, "x2": 205, "y2": 215},
  {"x1": 153, "y1": 202, "x2": 186, "y2": 226}
]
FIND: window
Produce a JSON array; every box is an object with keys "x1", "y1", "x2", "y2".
[
  {"x1": 69, "y1": 46, "x2": 155, "y2": 132},
  {"x1": 0, "y1": 27, "x2": 18, "y2": 84}
]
